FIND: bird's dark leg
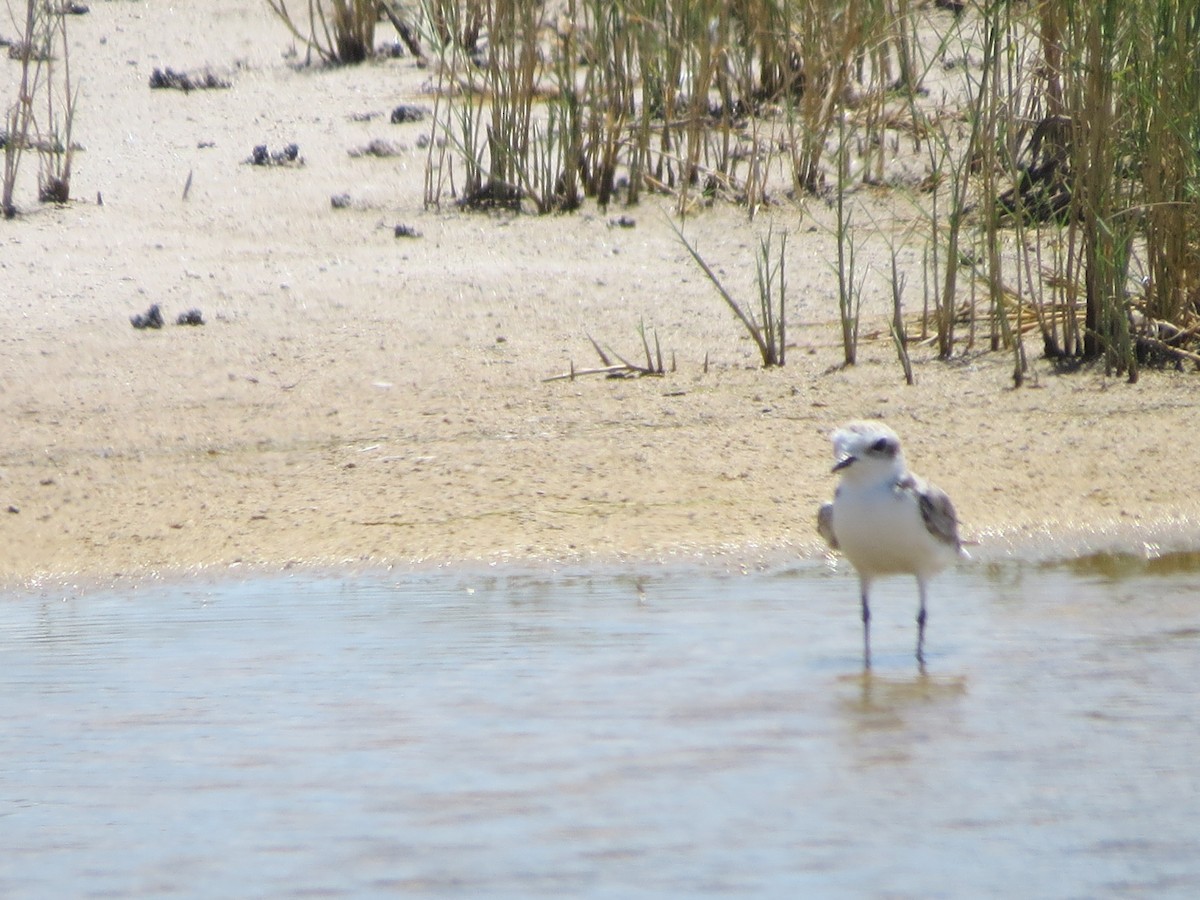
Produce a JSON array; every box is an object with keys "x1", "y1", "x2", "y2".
[
  {"x1": 860, "y1": 579, "x2": 872, "y2": 670},
  {"x1": 916, "y1": 577, "x2": 928, "y2": 670}
]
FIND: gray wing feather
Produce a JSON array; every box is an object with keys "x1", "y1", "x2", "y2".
[
  {"x1": 916, "y1": 483, "x2": 961, "y2": 550},
  {"x1": 817, "y1": 501, "x2": 838, "y2": 550}
]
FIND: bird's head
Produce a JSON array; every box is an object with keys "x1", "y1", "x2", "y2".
[{"x1": 830, "y1": 421, "x2": 905, "y2": 481}]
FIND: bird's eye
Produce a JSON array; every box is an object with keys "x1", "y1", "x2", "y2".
[{"x1": 870, "y1": 437, "x2": 891, "y2": 454}]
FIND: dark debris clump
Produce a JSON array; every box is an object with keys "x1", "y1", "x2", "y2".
[
  {"x1": 247, "y1": 143, "x2": 302, "y2": 167},
  {"x1": 131, "y1": 305, "x2": 206, "y2": 329},
  {"x1": 390, "y1": 104, "x2": 427, "y2": 124},
  {"x1": 176, "y1": 309, "x2": 204, "y2": 326},
  {"x1": 131, "y1": 304, "x2": 164, "y2": 330},
  {"x1": 149, "y1": 67, "x2": 231, "y2": 92}
]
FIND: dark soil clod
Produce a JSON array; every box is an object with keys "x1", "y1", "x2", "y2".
[
  {"x1": 176, "y1": 309, "x2": 204, "y2": 326},
  {"x1": 131, "y1": 304, "x2": 164, "y2": 330},
  {"x1": 149, "y1": 67, "x2": 231, "y2": 92},
  {"x1": 390, "y1": 104, "x2": 426, "y2": 124},
  {"x1": 248, "y1": 143, "x2": 302, "y2": 167}
]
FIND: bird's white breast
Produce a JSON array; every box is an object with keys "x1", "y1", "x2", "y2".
[{"x1": 832, "y1": 480, "x2": 957, "y2": 579}]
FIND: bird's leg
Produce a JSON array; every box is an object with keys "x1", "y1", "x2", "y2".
[
  {"x1": 860, "y1": 579, "x2": 872, "y2": 670},
  {"x1": 916, "y1": 577, "x2": 928, "y2": 669}
]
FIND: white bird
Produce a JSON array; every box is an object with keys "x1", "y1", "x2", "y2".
[{"x1": 817, "y1": 421, "x2": 964, "y2": 669}]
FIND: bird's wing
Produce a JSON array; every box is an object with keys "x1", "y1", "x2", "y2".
[
  {"x1": 908, "y1": 479, "x2": 961, "y2": 550},
  {"x1": 817, "y1": 501, "x2": 838, "y2": 550}
]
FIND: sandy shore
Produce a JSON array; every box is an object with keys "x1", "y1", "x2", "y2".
[{"x1": 3, "y1": 2, "x2": 1198, "y2": 589}]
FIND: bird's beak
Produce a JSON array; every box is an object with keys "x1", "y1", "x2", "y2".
[{"x1": 832, "y1": 455, "x2": 855, "y2": 472}]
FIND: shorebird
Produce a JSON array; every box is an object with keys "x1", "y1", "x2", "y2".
[{"x1": 817, "y1": 421, "x2": 964, "y2": 669}]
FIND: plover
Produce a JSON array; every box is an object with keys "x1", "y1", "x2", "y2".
[{"x1": 818, "y1": 421, "x2": 964, "y2": 669}]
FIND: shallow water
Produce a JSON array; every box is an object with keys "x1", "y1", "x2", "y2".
[{"x1": 2, "y1": 558, "x2": 1199, "y2": 898}]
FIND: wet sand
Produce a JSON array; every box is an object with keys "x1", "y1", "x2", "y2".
[{"x1": 3, "y1": 1, "x2": 1198, "y2": 588}]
